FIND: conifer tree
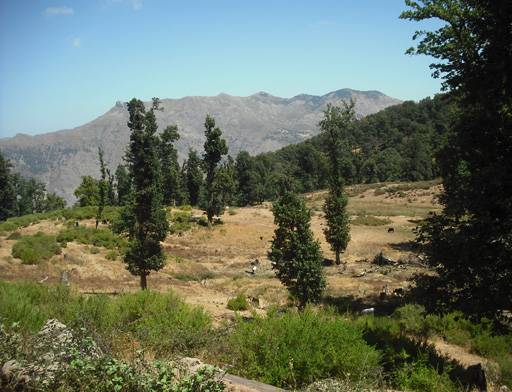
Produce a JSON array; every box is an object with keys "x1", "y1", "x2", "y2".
[
  {"x1": 115, "y1": 164, "x2": 131, "y2": 206},
  {"x1": 319, "y1": 103, "x2": 355, "y2": 266},
  {"x1": 96, "y1": 147, "x2": 108, "y2": 228},
  {"x1": 159, "y1": 125, "x2": 186, "y2": 206},
  {"x1": 0, "y1": 152, "x2": 15, "y2": 221},
  {"x1": 184, "y1": 149, "x2": 202, "y2": 206},
  {"x1": 201, "y1": 114, "x2": 228, "y2": 225},
  {"x1": 118, "y1": 98, "x2": 169, "y2": 290},
  {"x1": 74, "y1": 176, "x2": 100, "y2": 207},
  {"x1": 269, "y1": 191, "x2": 325, "y2": 310}
]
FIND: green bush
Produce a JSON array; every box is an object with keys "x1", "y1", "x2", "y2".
[
  {"x1": 0, "y1": 281, "x2": 212, "y2": 356},
  {"x1": 105, "y1": 250, "x2": 118, "y2": 260},
  {"x1": 393, "y1": 304, "x2": 427, "y2": 336},
  {"x1": 227, "y1": 294, "x2": 249, "y2": 311},
  {"x1": 393, "y1": 357, "x2": 458, "y2": 392},
  {"x1": 169, "y1": 210, "x2": 193, "y2": 234},
  {"x1": 224, "y1": 307, "x2": 381, "y2": 388},
  {"x1": 11, "y1": 232, "x2": 62, "y2": 264},
  {"x1": 57, "y1": 226, "x2": 127, "y2": 250},
  {"x1": 351, "y1": 215, "x2": 392, "y2": 226}
]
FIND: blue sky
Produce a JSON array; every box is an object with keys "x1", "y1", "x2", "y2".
[{"x1": 0, "y1": 0, "x2": 442, "y2": 138}]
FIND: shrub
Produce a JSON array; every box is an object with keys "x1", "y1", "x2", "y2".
[
  {"x1": 0, "y1": 281, "x2": 212, "y2": 357},
  {"x1": 57, "y1": 226, "x2": 127, "y2": 250},
  {"x1": 11, "y1": 232, "x2": 62, "y2": 264},
  {"x1": 393, "y1": 304, "x2": 427, "y2": 336},
  {"x1": 169, "y1": 210, "x2": 193, "y2": 234},
  {"x1": 105, "y1": 250, "x2": 118, "y2": 260},
  {"x1": 224, "y1": 307, "x2": 381, "y2": 388},
  {"x1": 393, "y1": 357, "x2": 458, "y2": 392},
  {"x1": 6, "y1": 231, "x2": 22, "y2": 240},
  {"x1": 351, "y1": 215, "x2": 392, "y2": 226},
  {"x1": 227, "y1": 294, "x2": 249, "y2": 311}
]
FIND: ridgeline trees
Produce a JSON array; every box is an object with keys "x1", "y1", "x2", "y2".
[
  {"x1": 268, "y1": 191, "x2": 325, "y2": 310},
  {"x1": 319, "y1": 103, "x2": 354, "y2": 267},
  {"x1": 403, "y1": 0, "x2": 512, "y2": 317},
  {"x1": 184, "y1": 149, "x2": 203, "y2": 206},
  {"x1": 201, "y1": 114, "x2": 228, "y2": 225},
  {"x1": 117, "y1": 98, "x2": 169, "y2": 290}
]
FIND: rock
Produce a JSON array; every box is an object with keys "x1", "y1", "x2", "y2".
[{"x1": 180, "y1": 357, "x2": 204, "y2": 374}]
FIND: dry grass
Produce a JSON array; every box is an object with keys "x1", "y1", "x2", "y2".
[{"x1": 0, "y1": 182, "x2": 441, "y2": 322}]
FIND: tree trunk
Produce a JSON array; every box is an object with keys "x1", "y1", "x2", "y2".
[
  {"x1": 95, "y1": 218, "x2": 99, "y2": 229},
  {"x1": 140, "y1": 273, "x2": 148, "y2": 290},
  {"x1": 335, "y1": 250, "x2": 341, "y2": 265}
]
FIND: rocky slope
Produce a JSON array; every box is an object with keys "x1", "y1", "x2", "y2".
[{"x1": 0, "y1": 89, "x2": 400, "y2": 203}]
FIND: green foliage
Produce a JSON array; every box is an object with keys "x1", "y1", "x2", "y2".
[
  {"x1": 268, "y1": 191, "x2": 325, "y2": 309},
  {"x1": 11, "y1": 232, "x2": 62, "y2": 264},
  {"x1": 119, "y1": 98, "x2": 169, "y2": 289},
  {"x1": 184, "y1": 149, "x2": 203, "y2": 206},
  {"x1": 168, "y1": 210, "x2": 192, "y2": 235},
  {"x1": 393, "y1": 356, "x2": 458, "y2": 392},
  {"x1": 6, "y1": 231, "x2": 21, "y2": 240},
  {"x1": 57, "y1": 226, "x2": 127, "y2": 250},
  {"x1": 351, "y1": 215, "x2": 391, "y2": 226},
  {"x1": 403, "y1": 1, "x2": 512, "y2": 317},
  {"x1": 96, "y1": 147, "x2": 108, "y2": 228},
  {"x1": 105, "y1": 250, "x2": 118, "y2": 260},
  {"x1": 226, "y1": 293, "x2": 249, "y2": 311},
  {"x1": 0, "y1": 281, "x2": 212, "y2": 356},
  {"x1": 225, "y1": 308, "x2": 381, "y2": 389},
  {"x1": 74, "y1": 175, "x2": 100, "y2": 207},
  {"x1": 115, "y1": 164, "x2": 132, "y2": 206},
  {"x1": 0, "y1": 151, "x2": 16, "y2": 221},
  {"x1": 159, "y1": 124, "x2": 188, "y2": 206},
  {"x1": 0, "y1": 320, "x2": 225, "y2": 392},
  {"x1": 323, "y1": 190, "x2": 350, "y2": 265},
  {"x1": 201, "y1": 114, "x2": 228, "y2": 225}
]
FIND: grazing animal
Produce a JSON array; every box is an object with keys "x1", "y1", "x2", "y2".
[
  {"x1": 361, "y1": 307, "x2": 375, "y2": 315},
  {"x1": 387, "y1": 227, "x2": 395, "y2": 233},
  {"x1": 393, "y1": 287, "x2": 405, "y2": 297},
  {"x1": 75, "y1": 221, "x2": 80, "y2": 227},
  {"x1": 259, "y1": 236, "x2": 263, "y2": 240}
]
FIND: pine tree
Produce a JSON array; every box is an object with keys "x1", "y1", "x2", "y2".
[
  {"x1": 96, "y1": 147, "x2": 108, "y2": 229},
  {"x1": 319, "y1": 103, "x2": 355, "y2": 266},
  {"x1": 0, "y1": 152, "x2": 15, "y2": 221},
  {"x1": 201, "y1": 114, "x2": 228, "y2": 225},
  {"x1": 106, "y1": 168, "x2": 116, "y2": 205},
  {"x1": 268, "y1": 191, "x2": 325, "y2": 310},
  {"x1": 118, "y1": 98, "x2": 169, "y2": 290},
  {"x1": 159, "y1": 125, "x2": 186, "y2": 206},
  {"x1": 184, "y1": 149, "x2": 203, "y2": 206}
]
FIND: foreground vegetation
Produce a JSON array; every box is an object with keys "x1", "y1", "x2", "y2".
[{"x1": 2, "y1": 281, "x2": 510, "y2": 390}]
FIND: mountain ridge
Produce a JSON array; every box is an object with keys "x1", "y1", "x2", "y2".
[{"x1": 0, "y1": 88, "x2": 401, "y2": 203}]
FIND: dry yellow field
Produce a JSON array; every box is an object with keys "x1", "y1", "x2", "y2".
[{"x1": 0, "y1": 182, "x2": 442, "y2": 321}]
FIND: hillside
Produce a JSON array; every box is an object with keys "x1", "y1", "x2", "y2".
[{"x1": 0, "y1": 89, "x2": 400, "y2": 203}]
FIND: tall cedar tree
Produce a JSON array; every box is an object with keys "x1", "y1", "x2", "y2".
[
  {"x1": 184, "y1": 149, "x2": 203, "y2": 206},
  {"x1": 121, "y1": 98, "x2": 169, "y2": 290},
  {"x1": 0, "y1": 152, "x2": 15, "y2": 221},
  {"x1": 96, "y1": 147, "x2": 108, "y2": 229},
  {"x1": 115, "y1": 164, "x2": 131, "y2": 206},
  {"x1": 201, "y1": 114, "x2": 228, "y2": 225},
  {"x1": 159, "y1": 125, "x2": 187, "y2": 206},
  {"x1": 403, "y1": 0, "x2": 512, "y2": 316},
  {"x1": 319, "y1": 103, "x2": 355, "y2": 266},
  {"x1": 268, "y1": 191, "x2": 325, "y2": 309}
]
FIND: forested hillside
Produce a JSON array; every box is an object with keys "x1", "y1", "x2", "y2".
[{"x1": 236, "y1": 94, "x2": 455, "y2": 204}]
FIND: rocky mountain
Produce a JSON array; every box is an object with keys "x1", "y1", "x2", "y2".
[{"x1": 0, "y1": 89, "x2": 401, "y2": 203}]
